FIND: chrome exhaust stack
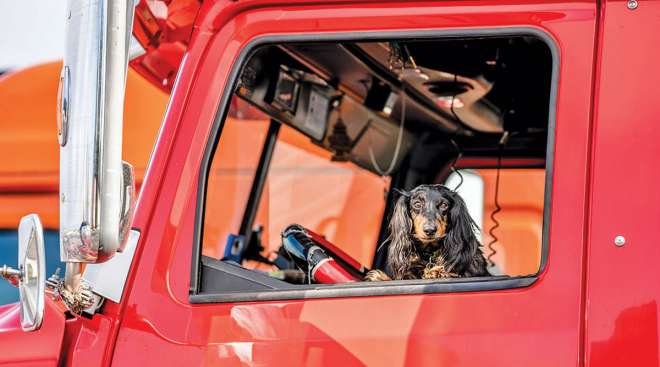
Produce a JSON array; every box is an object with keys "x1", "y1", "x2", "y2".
[{"x1": 58, "y1": 0, "x2": 136, "y2": 305}]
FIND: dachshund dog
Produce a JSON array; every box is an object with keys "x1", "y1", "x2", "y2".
[{"x1": 365, "y1": 184, "x2": 489, "y2": 281}]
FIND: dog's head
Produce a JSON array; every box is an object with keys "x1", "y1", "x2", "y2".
[
  {"x1": 408, "y1": 185, "x2": 452, "y2": 245},
  {"x1": 386, "y1": 184, "x2": 479, "y2": 278}
]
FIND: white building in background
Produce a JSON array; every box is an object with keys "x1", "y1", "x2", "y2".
[{"x1": 0, "y1": 1, "x2": 66, "y2": 71}]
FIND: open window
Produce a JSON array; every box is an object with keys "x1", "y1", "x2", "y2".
[
  {"x1": 194, "y1": 32, "x2": 555, "y2": 301},
  {"x1": 445, "y1": 168, "x2": 545, "y2": 276}
]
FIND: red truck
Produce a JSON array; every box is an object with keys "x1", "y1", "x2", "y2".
[{"x1": 0, "y1": 0, "x2": 655, "y2": 366}]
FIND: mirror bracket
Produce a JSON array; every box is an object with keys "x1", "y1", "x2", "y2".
[
  {"x1": 0, "y1": 265, "x2": 21, "y2": 287},
  {"x1": 46, "y1": 272, "x2": 102, "y2": 315}
]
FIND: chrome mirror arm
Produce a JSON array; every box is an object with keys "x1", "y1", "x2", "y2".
[
  {"x1": 60, "y1": 0, "x2": 135, "y2": 264},
  {"x1": 0, "y1": 264, "x2": 21, "y2": 287}
]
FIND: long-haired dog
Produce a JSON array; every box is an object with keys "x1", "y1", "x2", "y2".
[{"x1": 366, "y1": 184, "x2": 489, "y2": 281}]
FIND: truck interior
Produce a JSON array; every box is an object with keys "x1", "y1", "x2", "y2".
[{"x1": 198, "y1": 34, "x2": 554, "y2": 295}]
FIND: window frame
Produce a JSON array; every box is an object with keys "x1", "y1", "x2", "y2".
[{"x1": 190, "y1": 27, "x2": 559, "y2": 303}]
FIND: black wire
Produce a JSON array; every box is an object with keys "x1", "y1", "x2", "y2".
[
  {"x1": 448, "y1": 73, "x2": 465, "y2": 192},
  {"x1": 485, "y1": 47, "x2": 508, "y2": 267},
  {"x1": 449, "y1": 139, "x2": 464, "y2": 191},
  {"x1": 486, "y1": 143, "x2": 504, "y2": 267},
  {"x1": 449, "y1": 73, "x2": 462, "y2": 125}
]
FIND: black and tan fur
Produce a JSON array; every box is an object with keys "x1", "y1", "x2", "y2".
[{"x1": 365, "y1": 184, "x2": 489, "y2": 281}]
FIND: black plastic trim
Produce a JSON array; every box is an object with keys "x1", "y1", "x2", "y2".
[
  {"x1": 238, "y1": 119, "x2": 280, "y2": 239},
  {"x1": 341, "y1": 43, "x2": 463, "y2": 131},
  {"x1": 191, "y1": 26, "x2": 559, "y2": 301},
  {"x1": 201, "y1": 255, "x2": 298, "y2": 292}
]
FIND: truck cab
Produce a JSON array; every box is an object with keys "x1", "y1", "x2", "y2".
[{"x1": 0, "y1": 0, "x2": 658, "y2": 366}]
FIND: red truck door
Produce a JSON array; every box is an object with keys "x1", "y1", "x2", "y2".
[
  {"x1": 111, "y1": 1, "x2": 598, "y2": 366},
  {"x1": 0, "y1": 298, "x2": 65, "y2": 366},
  {"x1": 586, "y1": 1, "x2": 660, "y2": 365}
]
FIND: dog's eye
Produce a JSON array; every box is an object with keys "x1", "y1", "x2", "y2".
[
  {"x1": 438, "y1": 202, "x2": 449, "y2": 211},
  {"x1": 412, "y1": 201, "x2": 423, "y2": 210}
]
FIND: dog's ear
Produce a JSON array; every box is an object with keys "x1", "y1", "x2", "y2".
[
  {"x1": 445, "y1": 191, "x2": 480, "y2": 267},
  {"x1": 386, "y1": 194, "x2": 414, "y2": 279},
  {"x1": 392, "y1": 188, "x2": 410, "y2": 198}
]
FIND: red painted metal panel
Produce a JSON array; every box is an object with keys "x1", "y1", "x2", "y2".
[
  {"x1": 60, "y1": 314, "x2": 117, "y2": 367},
  {"x1": 111, "y1": 1, "x2": 597, "y2": 366},
  {"x1": 0, "y1": 298, "x2": 65, "y2": 366},
  {"x1": 586, "y1": 1, "x2": 660, "y2": 365}
]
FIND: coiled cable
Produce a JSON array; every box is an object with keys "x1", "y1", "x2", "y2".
[{"x1": 486, "y1": 133, "x2": 508, "y2": 266}]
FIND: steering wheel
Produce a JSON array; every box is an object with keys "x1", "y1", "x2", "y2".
[{"x1": 280, "y1": 224, "x2": 365, "y2": 284}]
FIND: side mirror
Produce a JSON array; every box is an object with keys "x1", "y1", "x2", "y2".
[
  {"x1": 59, "y1": 0, "x2": 135, "y2": 264},
  {"x1": 0, "y1": 214, "x2": 46, "y2": 331}
]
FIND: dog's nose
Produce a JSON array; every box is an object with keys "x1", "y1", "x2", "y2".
[{"x1": 423, "y1": 225, "x2": 437, "y2": 236}]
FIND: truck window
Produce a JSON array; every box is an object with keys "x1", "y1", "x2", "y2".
[
  {"x1": 446, "y1": 168, "x2": 544, "y2": 276},
  {"x1": 195, "y1": 33, "x2": 554, "y2": 300},
  {"x1": 202, "y1": 99, "x2": 270, "y2": 260}
]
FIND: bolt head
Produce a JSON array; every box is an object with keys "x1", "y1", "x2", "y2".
[
  {"x1": 628, "y1": 0, "x2": 638, "y2": 10},
  {"x1": 614, "y1": 235, "x2": 626, "y2": 247}
]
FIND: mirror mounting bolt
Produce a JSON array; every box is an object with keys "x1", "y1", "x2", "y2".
[{"x1": 0, "y1": 264, "x2": 21, "y2": 287}]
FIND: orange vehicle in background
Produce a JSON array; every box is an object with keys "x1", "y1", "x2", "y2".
[
  {"x1": 0, "y1": 61, "x2": 167, "y2": 303},
  {"x1": 0, "y1": 62, "x2": 543, "y2": 304}
]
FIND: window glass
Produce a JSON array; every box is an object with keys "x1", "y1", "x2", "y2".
[
  {"x1": 202, "y1": 100, "x2": 388, "y2": 268},
  {"x1": 197, "y1": 35, "x2": 553, "y2": 295},
  {"x1": 252, "y1": 124, "x2": 389, "y2": 269},
  {"x1": 445, "y1": 170, "x2": 484, "y2": 230},
  {"x1": 446, "y1": 168, "x2": 545, "y2": 276},
  {"x1": 202, "y1": 98, "x2": 270, "y2": 259}
]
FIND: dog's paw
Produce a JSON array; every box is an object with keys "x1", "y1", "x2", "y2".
[
  {"x1": 364, "y1": 269, "x2": 391, "y2": 282},
  {"x1": 422, "y1": 265, "x2": 457, "y2": 279}
]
